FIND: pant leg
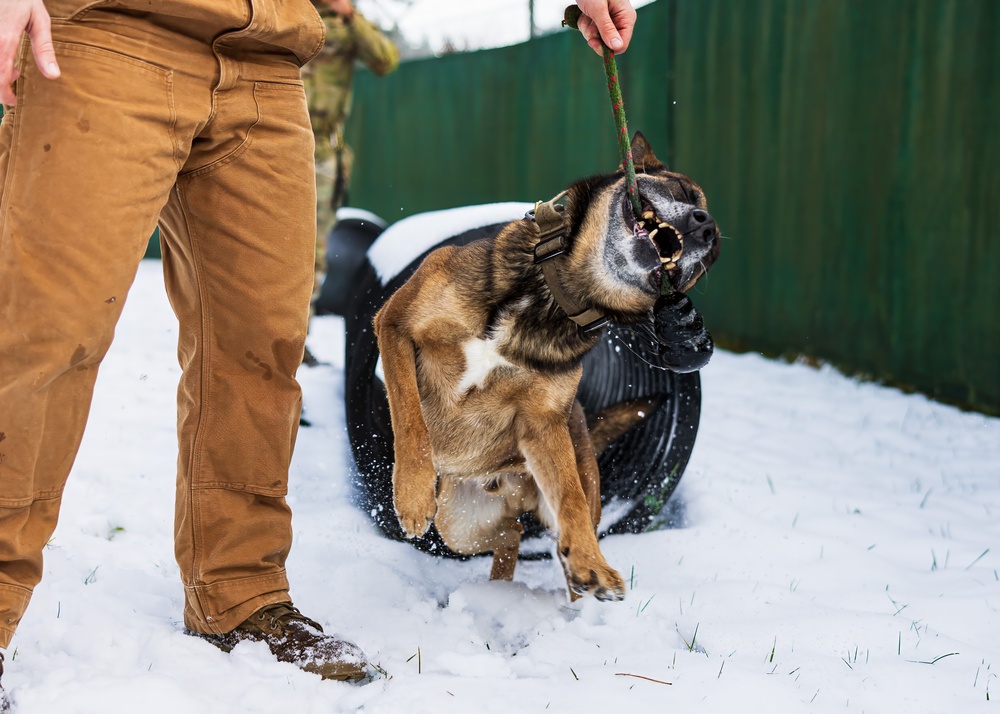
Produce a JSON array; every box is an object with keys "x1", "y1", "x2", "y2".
[
  {"x1": 158, "y1": 59, "x2": 318, "y2": 634},
  {"x1": 0, "y1": 27, "x2": 182, "y2": 647}
]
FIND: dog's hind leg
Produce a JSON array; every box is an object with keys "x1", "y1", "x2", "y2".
[
  {"x1": 487, "y1": 518, "x2": 524, "y2": 581},
  {"x1": 436, "y1": 476, "x2": 526, "y2": 580},
  {"x1": 568, "y1": 400, "x2": 601, "y2": 530}
]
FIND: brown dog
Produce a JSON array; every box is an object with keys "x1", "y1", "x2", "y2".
[{"x1": 373, "y1": 134, "x2": 719, "y2": 601}]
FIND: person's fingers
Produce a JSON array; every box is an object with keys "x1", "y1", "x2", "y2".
[
  {"x1": 0, "y1": 26, "x2": 18, "y2": 104},
  {"x1": 27, "y1": 5, "x2": 60, "y2": 78},
  {"x1": 0, "y1": 1, "x2": 59, "y2": 105},
  {"x1": 576, "y1": 3, "x2": 636, "y2": 54},
  {"x1": 578, "y1": 1, "x2": 625, "y2": 51},
  {"x1": 608, "y1": 2, "x2": 637, "y2": 53},
  {"x1": 595, "y1": 16, "x2": 624, "y2": 52},
  {"x1": 576, "y1": 16, "x2": 605, "y2": 56},
  {"x1": 1, "y1": 63, "x2": 18, "y2": 106}
]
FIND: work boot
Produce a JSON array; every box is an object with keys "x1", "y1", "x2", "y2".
[
  {"x1": 192, "y1": 602, "x2": 368, "y2": 681},
  {"x1": 0, "y1": 652, "x2": 11, "y2": 712}
]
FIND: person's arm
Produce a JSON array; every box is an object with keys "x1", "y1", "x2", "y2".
[
  {"x1": 326, "y1": 0, "x2": 398, "y2": 77},
  {"x1": 346, "y1": 12, "x2": 399, "y2": 77},
  {"x1": 574, "y1": 0, "x2": 636, "y2": 54},
  {"x1": 0, "y1": 0, "x2": 60, "y2": 106}
]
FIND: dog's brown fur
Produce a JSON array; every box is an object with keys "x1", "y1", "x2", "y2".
[{"x1": 373, "y1": 134, "x2": 718, "y2": 601}]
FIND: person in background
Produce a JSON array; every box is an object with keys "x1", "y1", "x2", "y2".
[
  {"x1": 0, "y1": 0, "x2": 636, "y2": 706},
  {"x1": 304, "y1": 0, "x2": 398, "y2": 339}
]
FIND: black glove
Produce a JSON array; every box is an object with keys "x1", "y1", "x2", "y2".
[{"x1": 651, "y1": 291, "x2": 714, "y2": 373}]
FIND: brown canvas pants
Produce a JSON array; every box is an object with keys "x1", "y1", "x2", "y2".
[{"x1": 0, "y1": 1, "x2": 326, "y2": 647}]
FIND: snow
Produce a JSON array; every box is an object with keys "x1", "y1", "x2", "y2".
[
  {"x1": 4, "y1": 260, "x2": 999, "y2": 713},
  {"x1": 368, "y1": 202, "x2": 532, "y2": 284}
]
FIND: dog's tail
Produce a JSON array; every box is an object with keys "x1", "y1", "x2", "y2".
[{"x1": 585, "y1": 396, "x2": 663, "y2": 454}]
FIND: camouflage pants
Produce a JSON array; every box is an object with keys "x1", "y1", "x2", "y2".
[{"x1": 312, "y1": 144, "x2": 352, "y2": 298}]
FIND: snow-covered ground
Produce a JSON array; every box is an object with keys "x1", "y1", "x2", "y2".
[{"x1": 3, "y1": 260, "x2": 998, "y2": 713}]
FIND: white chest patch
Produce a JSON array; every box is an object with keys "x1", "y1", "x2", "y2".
[{"x1": 455, "y1": 336, "x2": 514, "y2": 396}]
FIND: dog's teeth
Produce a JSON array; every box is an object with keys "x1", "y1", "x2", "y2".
[
  {"x1": 649, "y1": 228, "x2": 659, "y2": 239},
  {"x1": 643, "y1": 211, "x2": 655, "y2": 221},
  {"x1": 671, "y1": 248, "x2": 683, "y2": 262},
  {"x1": 665, "y1": 261, "x2": 677, "y2": 269},
  {"x1": 659, "y1": 222, "x2": 669, "y2": 229},
  {"x1": 659, "y1": 256, "x2": 669, "y2": 264}
]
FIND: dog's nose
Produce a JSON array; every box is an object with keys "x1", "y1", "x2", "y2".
[{"x1": 687, "y1": 209, "x2": 717, "y2": 243}]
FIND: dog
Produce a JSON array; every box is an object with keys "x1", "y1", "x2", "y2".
[{"x1": 373, "y1": 133, "x2": 720, "y2": 601}]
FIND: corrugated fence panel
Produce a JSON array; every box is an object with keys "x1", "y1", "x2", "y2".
[{"x1": 672, "y1": 0, "x2": 999, "y2": 411}]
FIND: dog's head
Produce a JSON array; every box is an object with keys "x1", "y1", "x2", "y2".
[{"x1": 564, "y1": 133, "x2": 720, "y2": 316}]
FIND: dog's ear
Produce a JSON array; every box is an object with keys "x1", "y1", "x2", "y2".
[{"x1": 627, "y1": 131, "x2": 665, "y2": 173}]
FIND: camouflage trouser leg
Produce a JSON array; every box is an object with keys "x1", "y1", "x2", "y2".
[
  {"x1": 312, "y1": 145, "x2": 352, "y2": 309},
  {"x1": 314, "y1": 155, "x2": 338, "y2": 287}
]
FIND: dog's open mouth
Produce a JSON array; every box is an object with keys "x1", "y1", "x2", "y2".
[{"x1": 623, "y1": 196, "x2": 684, "y2": 277}]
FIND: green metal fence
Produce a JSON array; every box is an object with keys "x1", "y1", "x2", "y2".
[
  {"x1": 346, "y1": 0, "x2": 999, "y2": 414},
  {"x1": 671, "y1": 0, "x2": 1000, "y2": 414},
  {"x1": 4, "y1": 1, "x2": 996, "y2": 412}
]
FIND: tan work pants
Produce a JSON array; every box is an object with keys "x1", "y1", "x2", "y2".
[{"x1": 0, "y1": 3, "x2": 324, "y2": 646}]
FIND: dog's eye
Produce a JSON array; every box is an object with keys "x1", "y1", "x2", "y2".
[{"x1": 662, "y1": 177, "x2": 684, "y2": 202}]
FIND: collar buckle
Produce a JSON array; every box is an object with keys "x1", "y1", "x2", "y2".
[{"x1": 533, "y1": 232, "x2": 567, "y2": 263}]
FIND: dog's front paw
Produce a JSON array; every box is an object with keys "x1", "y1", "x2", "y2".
[
  {"x1": 653, "y1": 291, "x2": 714, "y2": 373},
  {"x1": 393, "y1": 468, "x2": 438, "y2": 539},
  {"x1": 558, "y1": 548, "x2": 627, "y2": 602}
]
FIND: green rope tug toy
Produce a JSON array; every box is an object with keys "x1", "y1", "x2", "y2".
[
  {"x1": 563, "y1": 6, "x2": 673, "y2": 296},
  {"x1": 563, "y1": 5, "x2": 642, "y2": 221}
]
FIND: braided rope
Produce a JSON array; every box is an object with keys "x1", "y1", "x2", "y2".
[{"x1": 563, "y1": 6, "x2": 642, "y2": 220}]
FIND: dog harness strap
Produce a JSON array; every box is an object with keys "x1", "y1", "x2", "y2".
[
  {"x1": 541, "y1": 258, "x2": 607, "y2": 332},
  {"x1": 531, "y1": 198, "x2": 568, "y2": 262},
  {"x1": 530, "y1": 196, "x2": 608, "y2": 334}
]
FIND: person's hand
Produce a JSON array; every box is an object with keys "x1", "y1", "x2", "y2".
[
  {"x1": 575, "y1": 0, "x2": 636, "y2": 55},
  {"x1": 0, "y1": 0, "x2": 59, "y2": 106},
  {"x1": 325, "y1": 0, "x2": 355, "y2": 21}
]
